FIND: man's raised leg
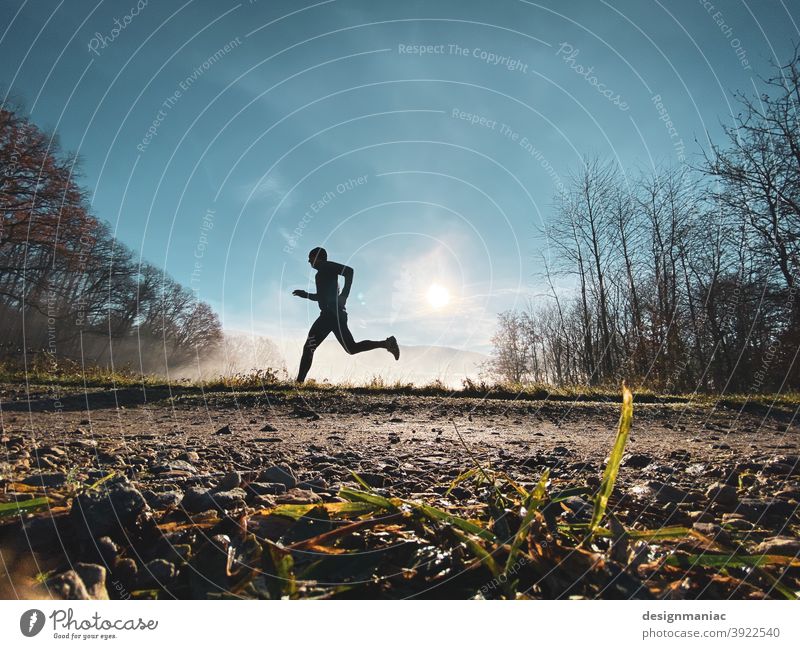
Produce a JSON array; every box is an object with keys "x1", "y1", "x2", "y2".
[{"x1": 332, "y1": 311, "x2": 397, "y2": 358}]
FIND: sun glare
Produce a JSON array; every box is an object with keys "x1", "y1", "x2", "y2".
[{"x1": 426, "y1": 283, "x2": 450, "y2": 309}]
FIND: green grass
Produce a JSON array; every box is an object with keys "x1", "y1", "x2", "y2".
[{"x1": 3, "y1": 358, "x2": 798, "y2": 408}]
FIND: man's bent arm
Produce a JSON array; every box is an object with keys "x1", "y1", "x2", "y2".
[{"x1": 339, "y1": 266, "x2": 353, "y2": 302}]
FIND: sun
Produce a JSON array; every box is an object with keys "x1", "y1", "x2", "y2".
[{"x1": 426, "y1": 283, "x2": 450, "y2": 309}]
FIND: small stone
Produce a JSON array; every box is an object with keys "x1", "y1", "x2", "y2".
[
  {"x1": 247, "y1": 482, "x2": 287, "y2": 496},
  {"x1": 250, "y1": 494, "x2": 277, "y2": 508},
  {"x1": 96, "y1": 536, "x2": 119, "y2": 566},
  {"x1": 138, "y1": 559, "x2": 176, "y2": 588},
  {"x1": 75, "y1": 563, "x2": 109, "y2": 600},
  {"x1": 259, "y1": 423, "x2": 278, "y2": 432},
  {"x1": 737, "y1": 497, "x2": 795, "y2": 522},
  {"x1": 71, "y1": 477, "x2": 147, "y2": 540},
  {"x1": 705, "y1": 482, "x2": 738, "y2": 507},
  {"x1": 112, "y1": 557, "x2": 138, "y2": 587},
  {"x1": 622, "y1": 453, "x2": 652, "y2": 469},
  {"x1": 46, "y1": 571, "x2": 90, "y2": 600},
  {"x1": 143, "y1": 490, "x2": 183, "y2": 509},
  {"x1": 182, "y1": 486, "x2": 247, "y2": 512},
  {"x1": 560, "y1": 496, "x2": 592, "y2": 522},
  {"x1": 150, "y1": 460, "x2": 196, "y2": 474},
  {"x1": 21, "y1": 472, "x2": 67, "y2": 488},
  {"x1": 276, "y1": 488, "x2": 322, "y2": 504},
  {"x1": 214, "y1": 471, "x2": 241, "y2": 492},
  {"x1": 687, "y1": 510, "x2": 715, "y2": 523},
  {"x1": 178, "y1": 451, "x2": 200, "y2": 463},
  {"x1": 692, "y1": 523, "x2": 732, "y2": 547},
  {"x1": 214, "y1": 425, "x2": 232, "y2": 435},
  {"x1": 754, "y1": 537, "x2": 800, "y2": 557},
  {"x1": 258, "y1": 465, "x2": 297, "y2": 489},
  {"x1": 643, "y1": 481, "x2": 692, "y2": 503},
  {"x1": 210, "y1": 488, "x2": 248, "y2": 510},
  {"x1": 355, "y1": 472, "x2": 387, "y2": 488},
  {"x1": 297, "y1": 478, "x2": 329, "y2": 493}
]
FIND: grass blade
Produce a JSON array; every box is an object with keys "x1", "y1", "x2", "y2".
[
  {"x1": 589, "y1": 384, "x2": 633, "y2": 535},
  {"x1": 444, "y1": 467, "x2": 479, "y2": 496},
  {"x1": 666, "y1": 553, "x2": 800, "y2": 569},
  {"x1": 338, "y1": 486, "x2": 399, "y2": 511},
  {"x1": 411, "y1": 502, "x2": 496, "y2": 542},
  {"x1": 0, "y1": 497, "x2": 50, "y2": 518},
  {"x1": 348, "y1": 470, "x2": 376, "y2": 493},
  {"x1": 505, "y1": 469, "x2": 549, "y2": 573}
]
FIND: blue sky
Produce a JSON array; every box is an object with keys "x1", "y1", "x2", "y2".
[{"x1": 2, "y1": 0, "x2": 798, "y2": 364}]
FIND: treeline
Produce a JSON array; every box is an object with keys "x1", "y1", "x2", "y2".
[
  {"x1": 0, "y1": 105, "x2": 222, "y2": 372},
  {"x1": 488, "y1": 50, "x2": 800, "y2": 392}
]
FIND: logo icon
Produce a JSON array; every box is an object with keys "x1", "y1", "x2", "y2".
[{"x1": 20, "y1": 609, "x2": 45, "y2": 637}]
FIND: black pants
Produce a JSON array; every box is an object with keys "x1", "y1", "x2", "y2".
[{"x1": 297, "y1": 309, "x2": 386, "y2": 381}]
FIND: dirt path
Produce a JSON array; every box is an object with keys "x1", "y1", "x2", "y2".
[{"x1": 2, "y1": 385, "x2": 799, "y2": 599}]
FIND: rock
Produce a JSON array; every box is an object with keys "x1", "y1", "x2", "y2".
[
  {"x1": 355, "y1": 472, "x2": 388, "y2": 488},
  {"x1": 552, "y1": 446, "x2": 573, "y2": 456},
  {"x1": 692, "y1": 523, "x2": 732, "y2": 547},
  {"x1": 276, "y1": 488, "x2": 322, "y2": 504},
  {"x1": 95, "y1": 536, "x2": 119, "y2": 566},
  {"x1": 297, "y1": 478, "x2": 329, "y2": 493},
  {"x1": 21, "y1": 472, "x2": 67, "y2": 488},
  {"x1": 754, "y1": 537, "x2": 800, "y2": 557},
  {"x1": 182, "y1": 486, "x2": 247, "y2": 513},
  {"x1": 247, "y1": 482, "x2": 287, "y2": 496},
  {"x1": 75, "y1": 563, "x2": 109, "y2": 599},
  {"x1": 259, "y1": 423, "x2": 278, "y2": 432},
  {"x1": 210, "y1": 489, "x2": 248, "y2": 510},
  {"x1": 214, "y1": 471, "x2": 241, "y2": 492},
  {"x1": 687, "y1": 511, "x2": 715, "y2": 523},
  {"x1": 705, "y1": 482, "x2": 738, "y2": 507},
  {"x1": 559, "y1": 496, "x2": 593, "y2": 522},
  {"x1": 214, "y1": 425, "x2": 232, "y2": 435},
  {"x1": 150, "y1": 460, "x2": 196, "y2": 474},
  {"x1": 138, "y1": 559, "x2": 176, "y2": 588},
  {"x1": 112, "y1": 557, "x2": 138, "y2": 587},
  {"x1": 71, "y1": 477, "x2": 147, "y2": 540},
  {"x1": 685, "y1": 463, "x2": 706, "y2": 476},
  {"x1": 46, "y1": 571, "x2": 90, "y2": 600},
  {"x1": 37, "y1": 445, "x2": 66, "y2": 457},
  {"x1": 737, "y1": 497, "x2": 795, "y2": 522},
  {"x1": 634, "y1": 481, "x2": 692, "y2": 503},
  {"x1": 250, "y1": 495, "x2": 277, "y2": 508},
  {"x1": 622, "y1": 453, "x2": 652, "y2": 469},
  {"x1": 143, "y1": 490, "x2": 183, "y2": 509},
  {"x1": 669, "y1": 449, "x2": 691, "y2": 461},
  {"x1": 258, "y1": 465, "x2": 297, "y2": 489},
  {"x1": 181, "y1": 486, "x2": 212, "y2": 512},
  {"x1": 178, "y1": 451, "x2": 200, "y2": 463}
]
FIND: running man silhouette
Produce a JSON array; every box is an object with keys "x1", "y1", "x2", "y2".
[{"x1": 293, "y1": 247, "x2": 400, "y2": 383}]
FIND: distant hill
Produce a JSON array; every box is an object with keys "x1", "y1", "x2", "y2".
[{"x1": 274, "y1": 338, "x2": 488, "y2": 387}]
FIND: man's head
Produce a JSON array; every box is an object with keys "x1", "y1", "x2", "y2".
[{"x1": 308, "y1": 247, "x2": 327, "y2": 268}]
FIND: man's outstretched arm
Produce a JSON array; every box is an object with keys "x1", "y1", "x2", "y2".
[{"x1": 292, "y1": 289, "x2": 318, "y2": 300}]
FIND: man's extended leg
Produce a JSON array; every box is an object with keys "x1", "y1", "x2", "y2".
[
  {"x1": 331, "y1": 310, "x2": 397, "y2": 357},
  {"x1": 297, "y1": 315, "x2": 333, "y2": 382}
]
